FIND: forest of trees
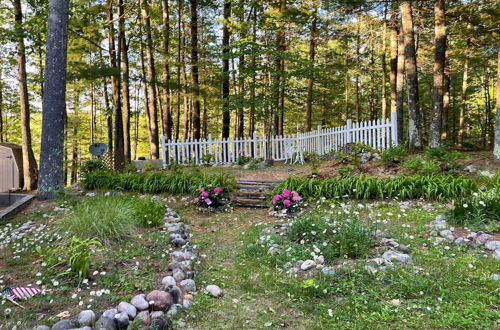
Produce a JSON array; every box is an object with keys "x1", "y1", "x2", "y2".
[{"x1": 0, "y1": 0, "x2": 498, "y2": 196}]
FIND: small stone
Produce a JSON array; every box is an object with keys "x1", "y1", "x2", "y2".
[
  {"x1": 149, "y1": 319, "x2": 171, "y2": 330},
  {"x1": 172, "y1": 268, "x2": 185, "y2": 281},
  {"x1": 136, "y1": 311, "x2": 151, "y2": 326},
  {"x1": 382, "y1": 250, "x2": 412, "y2": 264},
  {"x1": 114, "y1": 313, "x2": 129, "y2": 329},
  {"x1": 172, "y1": 251, "x2": 186, "y2": 262},
  {"x1": 397, "y1": 244, "x2": 409, "y2": 253},
  {"x1": 146, "y1": 290, "x2": 173, "y2": 311},
  {"x1": 367, "y1": 257, "x2": 386, "y2": 266},
  {"x1": 171, "y1": 238, "x2": 187, "y2": 247},
  {"x1": 131, "y1": 294, "x2": 149, "y2": 311},
  {"x1": 182, "y1": 299, "x2": 192, "y2": 308},
  {"x1": 34, "y1": 326, "x2": 50, "y2": 330},
  {"x1": 316, "y1": 255, "x2": 325, "y2": 264},
  {"x1": 180, "y1": 279, "x2": 196, "y2": 292},
  {"x1": 206, "y1": 285, "x2": 224, "y2": 298},
  {"x1": 161, "y1": 276, "x2": 177, "y2": 287},
  {"x1": 322, "y1": 267, "x2": 335, "y2": 275},
  {"x1": 428, "y1": 219, "x2": 447, "y2": 230},
  {"x1": 94, "y1": 316, "x2": 117, "y2": 330},
  {"x1": 165, "y1": 285, "x2": 182, "y2": 304},
  {"x1": 117, "y1": 301, "x2": 137, "y2": 319},
  {"x1": 388, "y1": 299, "x2": 401, "y2": 306},
  {"x1": 85, "y1": 192, "x2": 96, "y2": 197},
  {"x1": 300, "y1": 260, "x2": 316, "y2": 271},
  {"x1": 473, "y1": 233, "x2": 492, "y2": 246},
  {"x1": 491, "y1": 274, "x2": 500, "y2": 281},
  {"x1": 51, "y1": 320, "x2": 74, "y2": 330},
  {"x1": 268, "y1": 246, "x2": 280, "y2": 255},
  {"x1": 364, "y1": 265, "x2": 377, "y2": 274},
  {"x1": 166, "y1": 304, "x2": 181, "y2": 317},
  {"x1": 76, "y1": 310, "x2": 96, "y2": 327},
  {"x1": 484, "y1": 241, "x2": 500, "y2": 251},
  {"x1": 492, "y1": 250, "x2": 500, "y2": 260},
  {"x1": 439, "y1": 230, "x2": 453, "y2": 238},
  {"x1": 454, "y1": 237, "x2": 466, "y2": 245},
  {"x1": 150, "y1": 311, "x2": 164, "y2": 319}
]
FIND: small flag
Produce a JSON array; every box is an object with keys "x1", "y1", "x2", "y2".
[{"x1": 1, "y1": 287, "x2": 41, "y2": 300}]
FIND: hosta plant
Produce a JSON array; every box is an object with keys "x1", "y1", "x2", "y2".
[{"x1": 272, "y1": 189, "x2": 304, "y2": 217}]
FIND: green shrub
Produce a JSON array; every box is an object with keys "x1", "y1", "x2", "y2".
[
  {"x1": 286, "y1": 214, "x2": 329, "y2": 244},
  {"x1": 380, "y1": 145, "x2": 407, "y2": 163},
  {"x1": 237, "y1": 155, "x2": 252, "y2": 165},
  {"x1": 131, "y1": 198, "x2": 165, "y2": 227},
  {"x1": 337, "y1": 143, "x2": 376, "y2": 166},
  {"x1": 448, "y1": 189, "x2": 500, "y2": 231},
  {"x1": 403, "y1": 158, "x2": 440, "y2": 175},
  {"x1": 143, "y1": 163, "x2": 156, "y2": 172},
  {"x1": 79, "y1": 159, "x2": 107, "y2": 176},
  {"x1": 202, "y1": 153, "x2": 213, "y2": 163},
  {"x1": 425, "y1": 146, "x2": 462, "y2": 162},
  {"x1": 329, "y1": 217, "x2": 376, "y2": 259},
  {"x1": 56, "y1": 196, "x2": 137, "y2": 246},
  {"x1": 123, "y1": 162, "x2": 137, "y2": 173},
  {"x1": 338, "y1": 165, "x2": 354, "y2": 178},
  {"x1": 82, "y1": 170, "x2": 236, "y2": 195},
  {"x1": 37, "y1": 237, "x2": 101, "y2": 281},
  {"x1": 275, "y1": 174, "x2": 477, "y2": 201}
]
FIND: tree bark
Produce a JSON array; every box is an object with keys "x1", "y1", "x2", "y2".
[
  {"x1": 190, "y1": 0, "x2": 201, "y2": 140},
  {"x1": 162, "y1": 0, "x2": 173, "y2": 141},
  {"x1": 429, "y1": 0, "x2": 446, "y2": 147},
  {"x1": 141, "y1": 0, "x2": 160, "y2": 158},
  {"x1": 237, "y1": 0, "x2": 246, "y2": 138},
  {"x1": 441, "y1": 69, "x2": 450, "y2": 141},
  {"x1": 457, "y1": 54, "x2": 469, "y2": 148},
  {"x1": 305, "y1": 4, "x2": 317, "y2": 131},
  {"x1": 355, "y1": 13, "x2": 361, "y2": 122},
  {"x1": 0, "y1": 66, "x2": 3, "y2": 143},
  {"x1": 222, "y1": 0, "x2": 231, "y2": 139},
  {"x1": 175, "y1": 0, "x2": 182, "y2": 141},
  {"x1": 396, "y1": 24, "x2": 405, "y2": 143},
  {"x1": 389, "y1": 5, "x2": 398, "y2": 120},
  {"x1": 107, "y1": 0, "x2": 124, "y2": 170},
  {"x1": 248, "y1": 4, "x2": 257, "y2": 137},
  {"x1": 400, "y1": 1, "x2": 422, "y2": 150},
  {"x1": 119, "y1": 0, "x2": 131, "y2": 162},
  {"x1": 37, "y1": 0, "x2": 70, "y2": 200},
  {"x1": 381, "y1": 5, "x2": 387, "y2": 119},
  {"x1": 13, "y1": 0, "x2": 38, "y2": 190},
  {"x1": 493, "y1": 48, "x2": 500, "y2": 160}
]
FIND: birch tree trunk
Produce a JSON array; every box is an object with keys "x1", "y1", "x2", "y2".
[
  {"x1": 429, "y1": 0, "x2": 446, "y2": 147},
  {"x1": 13, "y1": 0, "x2": 38, "y2": 190},
  {"x1": 396, "y1": 25, "x2": 405, "y2": 143},
  {"x1": 400, "y1": 1, "x2": 422, "y2": 150},
  {"x1": 389, "y1": 5, "x2": 398, "y2": 123},
  {"x1": 190, "y1": 0, "x2": 201, "y2": 140},
  {"x1": 38, "y1": 0, "x2": 70, "y2": 200},
  {"x1": 305, "y1": 4, "x2": 317, "y2": 131}
]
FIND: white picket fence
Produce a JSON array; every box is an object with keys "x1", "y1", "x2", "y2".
[{"x1": 161, "y1": 112, "x2": 398, "y2": 167}]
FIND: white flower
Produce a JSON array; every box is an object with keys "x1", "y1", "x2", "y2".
[
  {"x1": 463, "y1": 204, "x2": 468, "y2": 208},
  {"x1": 328, "y1": 309, "x2": 333, "y2": 317}
]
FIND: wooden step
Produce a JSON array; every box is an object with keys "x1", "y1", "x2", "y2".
[
  {"x1": 235, "y1": 193, "x2": 268, "y2": 200},
  {"x1": 234, "y1": 198, "x2": 269, "y2": 208}
]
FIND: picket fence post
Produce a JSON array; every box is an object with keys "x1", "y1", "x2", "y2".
[
  {"x1": 346, "y1": 119, "x2": 353, "y2": 144},
  {"x1": 161, "y1": 135, "x2": 167, "y2": 168},
  {"x1": 390, "y1": 111, "x2": 398, "y2": 146}
]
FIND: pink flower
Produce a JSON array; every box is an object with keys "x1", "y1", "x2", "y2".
[
  {"x1": 204, "y1": 198, "x2": 212, "y2": 205},
  {"x1": 200, "y1": 191, "x2": 209, "y2": 198},
  {"x1": 214, "y1": 187, "x2": 222, "y2": 195},
  {"x1": 292, "y1": 191, "x2": 301, "y2": 202},
  {"x1": 283, "y1": 199, "x2": 291, "y2": 207},
  {"x1": 198, "y1": 188, "x2": 205, "y2": 193},
  {"x1": 272, "y1": 194, "x2": 282, "y2": 204},
  {"x1": 282, "y1": 189, "x2": 290, "y2": 198},
  {"x1": 193, "y1": 197, "x2": 200, "y2": 203}
]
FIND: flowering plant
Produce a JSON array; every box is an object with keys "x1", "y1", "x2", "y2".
[
  {"x1": 193, "y1": 186, "x2": 227, "y2": 210},
  {"x1": 272, "y1": 189, "x2": 304, "y2": 216}
]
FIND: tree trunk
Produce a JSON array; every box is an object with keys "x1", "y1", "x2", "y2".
[
  {"x1": 389, "y1": 5, "x2": 398, "y2": 121},
  {"x1": 381, "y1": 5, "x2": 387, "y2": 119},
  {"x1": 119, "y1": 0, "x2": 131, "y2": 162},
  {"x1": 107, "y1": 0, "x2": 124, "y2": 170},
  {"x1": 175, "y1": 0, "x2": 182, "y2": 141},
  {"x1": 355, "y1": 13, "x2": 361, "y2": 122},
  {"x1": 396, "y1": 25, "x2": 405, "y2": 143},
  {"x1": 222, "y1": 0, "x2": 231, "y2": 139},
  {"x1": 305, "y1": 5, "x2": 317, "y2": 131},
  {"x1": 37, "y1": 0, "x2": 70, "y2": 200},
  {"x1": 237, "y1": 0, "x2": 246, "y2": 138},
  {"x1": 71, "y1": 91, "x2": 79, "y2": 184},
  {"x1": 441, "y1": 70, "x2": 450, "y2": 142},
  {"x1": 13, "y1": 0, "x2": 38, "y2": 190},
  {"x1": 493, "y1": 48, "x2": 500, "y2": 160},
  {"x1": 400, "y1": 1, "x2": 422, "y2": 150},
  {"x1": 141, "y1": 0, "x2": 160, "y2": 158},
  {"x1": 161, "y1": 0, "x2": 173, "y2": 142},
  {"x1": 248, "y1": 4, "x2": 257, "y2": 137},
  {"x1": 457, "y1": 55, "x2": 469, "y2": 148},
  {"x1": 190, "y1": 0, "x2": 201, "y2": 140},
  {"x1": 0, "y1": 66, "x2": 3, "y2": 143},
  {"x1": 429, "y1": 0, "x2": 446, "y2": 147}
]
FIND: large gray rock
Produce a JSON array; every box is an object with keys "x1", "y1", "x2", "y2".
[
  {"x1": 130, "y1": 294, "x2": 149, "y2": 311},
  {"x1": 382, "y1": 250, "x2": 412, "y2": 264},
  {"x1": 484, "y1": 241, "x2": 500, "y2": 251},
  {"x1": 428, "y1": 219, "x2": 447, "y2": 231},
  {"x1": 180, "y1": 279, "x2": 196, "y2": 292},
  {"x1": 136, "y1": 311, "x2": 151, "y2": 326},
  {"x1": 117, "y1": 301, "x2": 137, "y2": 319},
  {"x1": 101, "y1": 309, "x2": 117, "y2": 319},
  {"x1": 172, "y1": 268, "x2": 185, "y2": 281},
  {"x1": 76, "y1": 310, "x2": 95, "y2": 327},
  {"x1": 114, "y1": 313, "x2": 129, "y2": 329},
  {"x1": 150, "y1": 311, "x2": 164, "y2": 319},
  {"x1": 94, "y1": 317, "x2": 117, "y2": 330},
  {"x1": 34, "y1": 326, "x2": 50, "y2": 330},
  {"x1": 493, "y1": 250, "x2": 500, "y2": 260},
  {"x1": 51, "y1": 320, "x2": 74, "y2": 330},
  {"x1": 206, "y1": 285, "x2": 224, "y2": 298},
  {"x1": 473, "y1": 232, "x2": 492, "y2": 246}
]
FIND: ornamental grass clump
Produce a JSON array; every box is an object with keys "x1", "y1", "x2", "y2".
[{"x1": 272, "y1": 189, "x2": 304, "y2": 216}]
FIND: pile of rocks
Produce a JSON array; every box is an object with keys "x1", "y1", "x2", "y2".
[
  {"x1": 0, "y1": 221, "x2": 41, "y2": 249},
  {"x1": 428, "y1": 216, "x2": 500, "y2": 259},
  {"x1": 34, "y1": 203, "x2": 222, "y2": 330}
]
